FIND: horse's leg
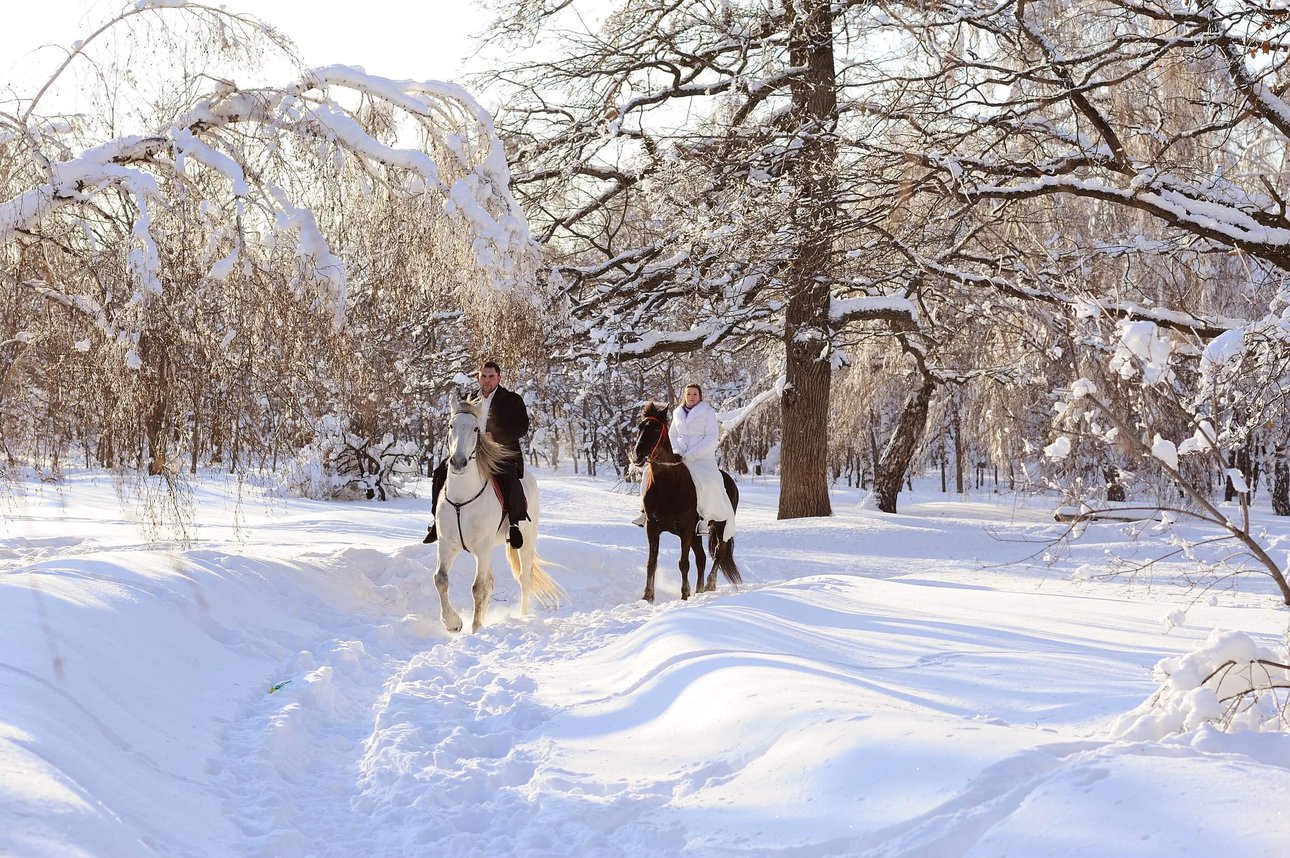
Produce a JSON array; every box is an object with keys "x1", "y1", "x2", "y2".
[
  {"x1": 693, "y1": 530, "x2": 708, "y2": 593},
  {"x1": 435, "y1": 543, "x2": 465, "y2": 633},
  {"x1": 678, "y1": 527, "x2": 693, "y2": 601},
  {"x1": 700, "y1": 523, "x2": 718, "y2": 592},
  {"x1": 471, "y1": 549, "x2": 495, "y2": 633},
  {"x1": 644, "y1": 523, "x2": 660, "y2": 603}
]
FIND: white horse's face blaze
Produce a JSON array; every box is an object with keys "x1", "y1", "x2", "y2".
[{"x1": 448, "y1": 411, "x2": 480, "y2": 473}]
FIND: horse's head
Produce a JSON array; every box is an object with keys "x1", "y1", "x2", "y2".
[
  {"x1": 632, "y1": 402, "x2": 671, "y2": 466},
  {"x1": 446, "y1": 392, "x2": 483, "y2": 473}
]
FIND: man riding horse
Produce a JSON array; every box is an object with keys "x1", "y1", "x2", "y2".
[{"x1": 424, "y1": 360, "x2": 530, "y2": 549}]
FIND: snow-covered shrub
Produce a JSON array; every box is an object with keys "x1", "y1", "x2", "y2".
[
  {"x1": 1113, "y1": 630, "x2": 1290, "y2": 738},
  {"x1": 283, "y1": 416, "x2": 418, "y2": 501}
]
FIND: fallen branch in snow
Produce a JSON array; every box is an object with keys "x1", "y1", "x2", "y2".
[
  {"x1": 1053, "y1": 503, "x2": 1162, "y2": 523},
  {"x1": 1209, "y1": 659, "x2": 1290, "y2": 731}
]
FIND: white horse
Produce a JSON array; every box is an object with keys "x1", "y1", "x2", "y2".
[{"x1": 433, "y1": 394, "x2": 562, "y2": 633}]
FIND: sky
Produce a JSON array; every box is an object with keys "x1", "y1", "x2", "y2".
[
  {"x1": 4, "y1": 467, "x2": 1290, "y2": 855},
  {"x1": 0, "y1": 0, "x2": 489, "y2": 92}
]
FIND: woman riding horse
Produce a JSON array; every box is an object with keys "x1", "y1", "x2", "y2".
[{"x1": 632, "y1": 401, "x2": 741, "y2": 603}]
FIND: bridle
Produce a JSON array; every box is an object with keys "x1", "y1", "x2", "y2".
[{"x1": 639, "y1": 416, "x2": 683, "y2": 467}]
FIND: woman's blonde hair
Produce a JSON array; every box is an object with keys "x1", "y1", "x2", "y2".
[{"x1": 683, "y1": 383, "x2": 703, "y2": 400}]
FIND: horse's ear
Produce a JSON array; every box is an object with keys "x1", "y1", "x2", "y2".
[{"x1": 449, "y1": 391, "x2": 461, "y2": 412}]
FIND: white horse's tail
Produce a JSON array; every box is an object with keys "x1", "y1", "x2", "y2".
[{"x1": 507, "y1": 547, "x2": 567, "y2": 611}]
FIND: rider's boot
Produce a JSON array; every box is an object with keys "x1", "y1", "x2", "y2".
[
  {"x1": 423, "y1": 523, "x2": 438, "y2": 544},
  {"x1": 508, "y1": 523, "x2": 524, "y2": 549}
]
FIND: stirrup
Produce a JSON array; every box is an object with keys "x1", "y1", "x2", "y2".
[
  {"x1": 423, "y1": 523, "x2": 438, "y2": 544},
  {"x1": 508, "y1": 523, "x2": 524, "y2": 549}
]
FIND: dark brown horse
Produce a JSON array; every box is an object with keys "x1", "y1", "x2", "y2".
[{"x1": 630, "y1": 402, "x2": 742, "y2": 602}]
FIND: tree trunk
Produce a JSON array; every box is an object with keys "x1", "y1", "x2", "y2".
[
  {"x1": 777, "y1": 0, "x2": 838, "y2": 520},
  {"x1": 873, "y1": 378, "x2": 934, "y2": 513},
  {"x1": 951, "y1": 404, "x2": 965, "y2": 494},
  {"x1": 940, "y1": 443, "x2": 947, "y2": 493},
  {"x1": 139, "y1": 336, "x2": 170, "y2": 476},
  {"x1": 1105, "y1": 466, "x2": 1126, "y2": 502},
  {"x1": 1272, "y1": 445, "x2": 1290, "y2": 516}
]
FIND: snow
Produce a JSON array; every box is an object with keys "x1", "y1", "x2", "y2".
[
  {"x1": 1069, "y1": 377, "x2": 1097, "y2": 399},
  {"x1": 1178, "y1": 421, "x2": 1217, "y2": 456},
  {"x1": 1203, "y1": 328, "x2": 1245, "y2": 367},
  {"x1": 3, "y1": 471, "x2": 1290, "y2": 856},
  {"x1": 207, "y1": 247, "x2": 239, "y2": 281},
  {"x1": 1044, "y1": 435, "x2": 1072, "y2": 460},
  {"x1": 828, "y1": 293, "x2": 917, "y2": 323},
  {"x1": 1152, "y1": 434, "x2": 1179, "y2": 472},
  {"x1": 1112, "y1": 320, "x2": 1175, "y2": 384},
  {"x1": 170, "y1": 128, "x2": 249, "y2": 197}
]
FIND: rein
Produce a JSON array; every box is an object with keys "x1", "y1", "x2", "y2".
[{"x1": 642, "y1": 416, "x2": 685, "y2": 467}]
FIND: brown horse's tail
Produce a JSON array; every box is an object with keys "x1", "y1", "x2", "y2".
[{"x1": 708, "y1": 525, "x2": 742, "y2": 588}]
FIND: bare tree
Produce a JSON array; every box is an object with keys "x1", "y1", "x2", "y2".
[{"x1": 487, "y1": 0, "x2": 925, "y2": 518}]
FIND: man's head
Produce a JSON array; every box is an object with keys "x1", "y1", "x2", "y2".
[{"x1": 478, "y1": 361, "x2": 502, "y2": 396}]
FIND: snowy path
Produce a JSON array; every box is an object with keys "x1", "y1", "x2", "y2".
[{"x1": 5, "y1": 472, "x2": 1290, "y2": 856}]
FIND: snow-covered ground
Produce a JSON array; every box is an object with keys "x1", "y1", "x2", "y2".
[{"x1": 3, "y1": 469, "x2": 1290, "y2": 857}]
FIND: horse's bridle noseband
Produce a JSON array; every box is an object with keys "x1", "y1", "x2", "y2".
[{"x1": 640, "y1": 416, "x2": 683, "y2": 467}]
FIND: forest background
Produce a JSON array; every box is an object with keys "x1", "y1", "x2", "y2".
[{"x1": 5, "y1": 0, "x2": 1290, "y2": 599}]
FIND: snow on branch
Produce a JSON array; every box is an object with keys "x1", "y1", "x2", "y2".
[
  {"x1": 268, "y1": 185, "x2": 347, "y2": 330},
  {"x1": 963, "y1": 174, "x2": 1290, "y2": 271},
  {"x1": 3, "y1": 62, "x2": 537, "y2": 335},
  {"x1": 829, "y1": 294, "x2": 918, "y2": 325},
  {"x1": 716, "y1": 385, "x2": 780, "y2": 433},
  {"x1": 890, "y1": 238, "x2": 1245, "y2": 341}
]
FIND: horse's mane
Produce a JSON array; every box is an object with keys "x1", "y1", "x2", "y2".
[{"x1": 453, "y1": 400, "x2": 515, "y2": 477}]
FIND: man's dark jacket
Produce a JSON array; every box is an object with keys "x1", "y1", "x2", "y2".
[
  {"x1": 479, "y1": 385, "x2": 529, "y2": 454},
  {"x1": 475, "y1": 385, "x2": 529, "y2": 519}
]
